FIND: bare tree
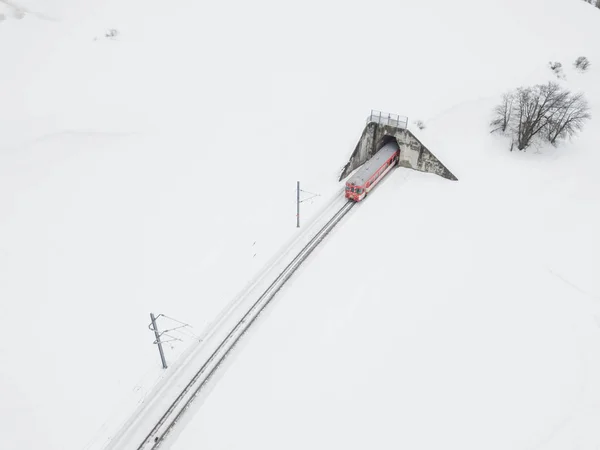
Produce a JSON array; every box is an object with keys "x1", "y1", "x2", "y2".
[
  {"x1": 544, "y1": 92, "x2": 591, "y2": 145},
  {"x1": 513, "y1": 82, "x2": 568, "y2": 150},
  {"x1": 491, "y1": 82, "x2": 591, "y2": 151},
  {"x1": 490, "y1": 92, "x2": 514, "y2": 133}
]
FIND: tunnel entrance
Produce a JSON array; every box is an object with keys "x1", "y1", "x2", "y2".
[
  {"x1": 376, "y1": 135, "x2": 399, "y2": 154},
  {"x1": 339, "y1": 110, "x2": 457, "y2": 182}
]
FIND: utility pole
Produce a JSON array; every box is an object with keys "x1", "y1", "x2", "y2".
[
  {"x1": 296, "y1": 181, "x2": 300, "y2": 228},
  {"x1": 149, "y1": 313, "x2": 167, "y2": 369}
]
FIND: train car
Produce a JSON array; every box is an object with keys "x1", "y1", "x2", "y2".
[{"x1": 345, "y1": 142, "x2": 399, "y2": 202}]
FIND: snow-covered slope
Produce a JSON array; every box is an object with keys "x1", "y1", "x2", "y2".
[{"x1": 1, "y1": 0, "x2": 599, "y2": 449}]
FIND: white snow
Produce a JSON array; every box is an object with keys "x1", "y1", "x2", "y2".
[{"x1": 1, "y1": 0, "x2": 599, "y2": 449}]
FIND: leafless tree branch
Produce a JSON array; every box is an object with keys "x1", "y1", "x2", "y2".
[{"x1": 491, "y1": 81, "x2": 591, "y2": 151}]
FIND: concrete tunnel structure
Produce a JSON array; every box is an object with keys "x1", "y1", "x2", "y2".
[{"x1": 339, "y1": 111, "x2": 458, "y2": 182}]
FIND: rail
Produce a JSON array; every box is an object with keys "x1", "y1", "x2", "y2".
[{"x1": 136, "y1": 200, "x2": 356, "y2": 450}]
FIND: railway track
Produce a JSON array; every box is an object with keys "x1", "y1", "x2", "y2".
[{"x1": 136, "y1": 200, "x2": 355, "y2": 450}]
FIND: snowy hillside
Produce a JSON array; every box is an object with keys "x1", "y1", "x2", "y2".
[{"x1": 1, "y1": 0, "x2": 599, "y2": 449}]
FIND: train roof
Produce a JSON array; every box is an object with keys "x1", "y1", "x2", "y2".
[{"x1": 346, "y1": 141, "x2": 399, "y2": 186}]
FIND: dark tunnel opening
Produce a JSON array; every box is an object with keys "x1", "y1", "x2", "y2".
[{"x1": 374, "y1": 135, "x2": 399, "y2": 155}]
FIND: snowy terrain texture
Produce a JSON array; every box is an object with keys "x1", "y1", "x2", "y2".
[{"x1": 1, "y1": 0, "x2": 599, "y2": 449}]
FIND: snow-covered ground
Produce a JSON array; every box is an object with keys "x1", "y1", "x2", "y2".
[
  {"x1": 171, "y1": 113, "x2": 600, "y2": 450},
  {"x1": 1, "y1": 0, "x2": 599, "y2": 449}
]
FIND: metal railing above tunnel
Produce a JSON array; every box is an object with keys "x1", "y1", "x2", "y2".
[{"x1": 367, "y1": 110, "x2": 408, "y2": 129}]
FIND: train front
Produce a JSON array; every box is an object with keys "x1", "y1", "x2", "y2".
[{"x1": 345, "y1": 182, "x2": 365, "y2": 201}]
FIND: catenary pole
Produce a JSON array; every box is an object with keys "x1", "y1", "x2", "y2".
[
  {"x1": 150, "y1": 313, "x2": 168, "y2": 369},
  {"x1": 297, "y1": 181, "x2": 300, "y2": 228}
]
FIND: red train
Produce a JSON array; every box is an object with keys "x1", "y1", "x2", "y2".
[{"x1": 345, "y1": 142, "x2": 399, "y2": 201}]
